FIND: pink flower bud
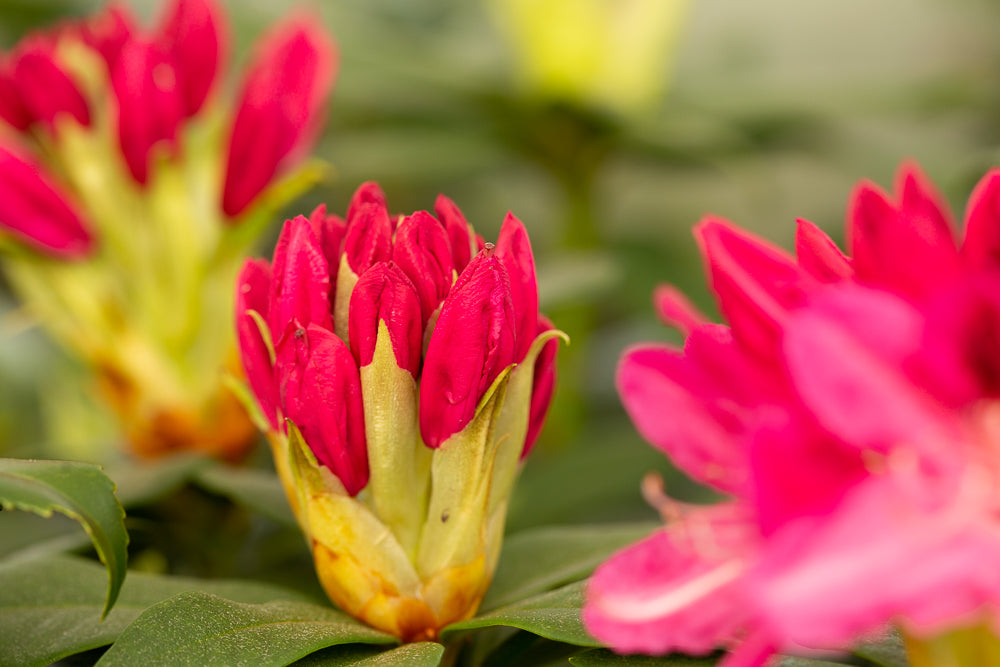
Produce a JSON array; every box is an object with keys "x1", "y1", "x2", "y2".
[
  {"x1": 157, "y1": 0, "x2": 227, "y2": 118},
  {"x1": 221, "y1": 18, "x2": 336, "y2": 217},
  {"x1": 346, "y1": 181, "x2": 387, "y2": 225},
  {"x1": 276, "y1": 324, "x2": 368, "y2": 496},
  {"x1": 111, "y1": 38, "x2": 183, "y2": 185},
  {"x1": 348, "y1": 262, "x2": 422, "y2": 376},
  {"x1": 795, "y1": 218, "x2": 852, "y2": 283},
  {"x1": 420, "y1": 247, "x2": 517, "y2": 447},
  {"x1": 393, "y1": 211, "x2": 453, "y2": 326},
  {"x1": 343, "y1": 202, "x2": 393, "y2": 275},
  {"x1": 235, "y1": 258, "x2": 279, "y2": 430},
  {"x1": 268, "y1": 215, "x2": 333, "y2": 339},
  {"x1": 495, "y1": 212, "x2": 538, "y2": 362},
  {"x1": 0, "y1": 143, "x2": 94, "y2": 258},
  {"x1": 80, "y1": 3, "x2": 136, "y2": 70},
  {"x1": 433, "y1": 194, "x2": 474, "y2": 272},
  {"x1": 307, "y1": 203, "x2": 347, "y2": 271},
  {"x1": 12, "y1": 44, "x2": 90, "y2": 130},
  {"x1": 0, "y1": 59, "x2": 32, "y2": 131},
  {"x1": 523, "y1": 316, "x2": 558, "y2": 458}
]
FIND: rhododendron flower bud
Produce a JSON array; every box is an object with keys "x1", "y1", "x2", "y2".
[
  {"x1": 222, "y1": 19, "x2": 336, "y2": 217},
  {"x1": 586, "y1": 162, "x2": 1000, "y2": 667},
  {"x1": 0, "y1": 0, "x2": 336, "y2": 460},
  {"x1": 0, "y1": 144, "x2": 94, "y2": 258},
  {"x1": 235, "y1": 184, "x2": 564, "y2": 641}
]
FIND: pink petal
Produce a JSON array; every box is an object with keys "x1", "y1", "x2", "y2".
[
  {"x1": 268, "y1": 215, "x2": 333, "y2": 338},
  {"x1": 794, "y1": 218, "x2": 852, "y2": 283},
  {"x1": 235, "y1": 258, "x2": 279, "y2": 430},
  {"x1": 0, "y1": 143, "x2": 94, "y2": 258},
  {"x1": 584, "y1": 503, "x2": 756, "y2": 656},
  {"x1": 222, "y1": 17, "x2": 336, "y2": 216},
  {"x1": 342, "y1": 201, "x2": 393, "y2": 275},
  {"x1": 652, "y1": 284, "x2": 709, "y2": 336},
  {"x1": 420, "y1": 247, "x2": 516, "y2": 447},
  {"x1": 695, "y1": 218, "x2": 814, "y2": 357},
  {"x1": 276, "y1": 323, "x2": 368, "y2": 495},
  {"x1": 348, "y1": 262, "x2": 422, "y2": 376},
  {"x1": 157, "y1": 0, "x2": 228, "y2": 118},
  {"x1": 392, "y1": 210, "x2": 454, "y2": 327},
  {"x1": 346, "y1": 181, "x2": 387, "y2": 225},
  {"x1": 495, "y1": 212, "x2": 539, "y2": 362},
  {"x1": 12, "y1": 45, "x2": 90, "y2": 130},
  {"x1": 79, "y1": 3, "x2": 136, "y2": 70},
  {"x1": 433, "y1": 194, "x2": 474, "y2": 272},
  {"x1": 961, "y1": 168, "x2": 1000, "y2": 272},
  {"x1": 111, "y1": 37, "x2": 183, "y2": 185}
]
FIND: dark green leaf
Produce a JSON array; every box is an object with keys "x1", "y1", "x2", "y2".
[
  {"x1": 853, "y1": 632, "x2": 909, "y2": 667},
  {"x1": 0, "y1": 554, "x2": 316, "y2": 667},
  {"x1": 570, "y1": 649, "x2": 716, "y2": 666},
  {"x1": 96, "y1": 591, "x2": 394, "y2": 666},
  {"x1": 194, "y1": 463, "x2": 296, "y2": 526},
  {"x1": 483, "y1": 522, "x2": 657, "y2": 611},
  {"x1": 291, "y1": 642, "x2": 444, "y2": 666},
  {"x1": 443, "y1": 581, "x2": 598, "y2": 647},
  {"x1": 0, "y1": 458, "x2": 127, "y2": 618}
]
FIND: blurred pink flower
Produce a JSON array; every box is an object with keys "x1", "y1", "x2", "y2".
[{"x1": 586, "y1": 163, "x2": 1000, "y2": 665}]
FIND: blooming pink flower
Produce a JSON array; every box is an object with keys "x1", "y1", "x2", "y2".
[{"x1": 586, "y1": 163, "x2": 1000, "y2": 665}]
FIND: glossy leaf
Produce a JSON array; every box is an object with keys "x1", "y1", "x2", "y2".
[
  {"x1": 482, "y1": 522, "x2": 657, "y2": 611},
  {"x1": 442, "y1": 581, "x2": 599, "y2": 647},
  {"x1": 291, "y1": 642, "x2": 444, "y2": 666},
  {"x1": 194, "y1": 463, "x2": 296, "y2": 526},
  {"x1": 0, "y1": 458, "x2": 127, "y2": 618},
  {"x1": 0, "y1": 555, "x2": 315, "y2": 667},
  {"x1": 97, "y1": 591, "x2": 393, "y2": 666}
]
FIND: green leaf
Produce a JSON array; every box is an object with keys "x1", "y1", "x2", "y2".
[
  {"x1": 482, "y1": 522, "x2": 657, "y2": 611},
  {"x1": 291, "y1": 642, "x2": 444, "y2": 666},
  {"x1": 570, "y1": 649, "x2": 716, "y2": 666},
  {"x1": 853, "y1": 633, "x2": 909, "y2": 667},
  {"x1": 0, "y1": 554, "x2": 317, "y2": 667},
  {"x1": 96, "y1": 591, "x2": 394, "y2": 667},
  {"x1": 0, "y1": 458, "x2": 128, "y2": 618},
  {"x1": 443, "y1": 581, "x2": 599, "y2": 647},
  {"x1": 193, "y1": 463, "x2": 297, "y2": 526}
]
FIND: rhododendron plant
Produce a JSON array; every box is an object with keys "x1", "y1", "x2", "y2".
[
  {"x1": 0, "y1": 0, "x2": 335, "y2": 458},
  {"x1": 585, "y1": 163, "x2": 1000, "y2": 666},
  {"x1": 234, "y1": 183, "x2": 562, "y2": 640}
]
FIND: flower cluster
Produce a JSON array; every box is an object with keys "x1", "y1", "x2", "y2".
[
  {"x1": 585, "y1": 164, "x2": 1000, "y2": 665},
  {"x1": 0, "y1": 0, "x2": 335, "y2": 458},
  {"x1": 235, "y1": 183, "x2": 561, "y2": 640}
]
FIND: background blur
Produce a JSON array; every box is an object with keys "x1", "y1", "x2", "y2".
[{"x1": 4, "y1": 0, "x2": 1000, "y2": 536}]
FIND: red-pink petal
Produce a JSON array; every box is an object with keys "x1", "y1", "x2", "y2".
[
  {"x1": 80, "y1": 3, "x2": 136, "y2": 70},
  {"x1": 695, "y1": 218, "x2": 814, "y2": 357},
  {"x1": 961, "y1": 168, "x2": 1000, "y2": 272},
  {"x1": 584, "y1": 504, "x2": 755, "y2": 656},
  {"x1": 433, "y1": 194, "x2": 474, "y2": 272},
  {"x1": 346, "y1": 181, "x2": 387, "y2": 225},
  {"x1": 268, "y1": 215, "x2": 333, "y2": 338},
  {"x1": 348, "y1": 262, "x2": 422, "y2": 376},
  {"x1": 0, "y1": 58, "x2": 32, "y2": 131},
  {"x1": 156, "y1": 0, "x2": 227, "y2": 118},
  {"x1": 235, "y1": 258, "x2": 279, "y2": 430},
  {"x1": 275, "y1": 324, "x2": 369, "y2": 496},
  {"x1": 522, "y1": 316, "x2": 558, "y2": 459},
  {"x1": 393, "y1": 210, "x2": 454, "y2": 326},
  {"x1": 652, "y1": 284, "x2": 710, "y2": 335},
  {"x1": 111, "y1": 37, "x2": 183, "y2": 185},
  {"x1": 0, "y1": 143, "x2": 94, "y2": 258},
  {"x1": 420, "y1": 248, "x2": 516, "y2": 447},
  {"x1": 794, "y1": 218, "x2": 852, "y2": 283},
  {"x1": 343, "y1": 202, "x2": 393, "y2": 275},
  {"x1": 221, "y1": 18, "x2": 336, "y2": 217},
  {"x1": 12, "y1": 46, "x2": 90, "y2": 130},
  {"x1": 495, "y1": 212, "x2": 539, "y2": 362}
]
